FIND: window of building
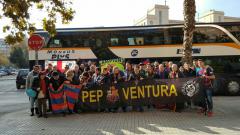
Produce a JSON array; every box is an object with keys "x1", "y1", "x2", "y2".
[
  {"x1": 218, "y1": 16, "x2": 221, "y2": 22},
  {"x1": 150, "y1": 21, "x2": 153, "y2": 25},
  {"x1": 159, "y1": 11, "x2": 162, "y2": 24}
]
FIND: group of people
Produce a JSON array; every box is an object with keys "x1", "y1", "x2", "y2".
[{"x1": 26, "y1": 59, "x2": 215, "y2": 118}]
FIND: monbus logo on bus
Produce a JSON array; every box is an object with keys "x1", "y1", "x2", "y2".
[{"x1": 47, "y1": 50, "x2": 75, "y2": 60}]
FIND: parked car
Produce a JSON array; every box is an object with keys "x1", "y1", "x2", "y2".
[
  {"x1": 0, "y1": 70, "x2": 8, "y2": 77},
  {"x1": 16, "y1": 69, "x2": 29, "y2": 89},
  {"x1": 10, "y1": 69, "x2": 18, "y2": 75}
]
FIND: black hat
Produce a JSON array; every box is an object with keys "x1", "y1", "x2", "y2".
[{"x1": 52, "y1": 71, "x2": 59, "y2": 76}]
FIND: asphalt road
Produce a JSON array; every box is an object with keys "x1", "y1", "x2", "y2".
[{"x1": 0, "y1": 79, "x2": 28, "y2": 116}]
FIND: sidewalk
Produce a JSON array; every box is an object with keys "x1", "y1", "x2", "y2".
[{"x1": 0, "y1": 97, "x2": 240, "y2": 135}]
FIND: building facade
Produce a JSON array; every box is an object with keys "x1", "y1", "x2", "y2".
[
  {"x1": 134, "y1": 4, "x2": 240, "y2": 26},
  {"x1": 0, "y1": 39, "x2": 10, "y2": 57},
  {"x1": 199, "y1": 10, "x2": 240, "y2": 23},
  {"x1": 134, "y1": 4, "x2": 184, "y2": 26}
]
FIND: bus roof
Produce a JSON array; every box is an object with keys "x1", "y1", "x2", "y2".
[{"x1": 35, "y1": 22, "x2": 240, "y2": 33}]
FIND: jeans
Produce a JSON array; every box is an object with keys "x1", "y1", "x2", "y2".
[
  {"x1": 30, "y1": 97, "x2": 38, "y2": 109},
  {"x1": 205, "y1": 88, "x2": 213, "y2": 112}
]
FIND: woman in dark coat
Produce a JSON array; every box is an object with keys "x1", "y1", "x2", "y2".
[{"x1": 32, "y1": 71, "x2": 49, "y2": 118}]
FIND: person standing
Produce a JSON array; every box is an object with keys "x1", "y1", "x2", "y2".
[
  {"x1": 195, "y1": 59, "x2": 202, "y2": 76},
  {"x1": 197, "y1": 60, "x2": 215, "y2": 117},
  {"x1": 169, "y1": 64, "x2": 184, "y2": 112},
  {"x1": 100, "y1": 68, "x2": 111, "y2": 85},
  {"x1": 49, "y1": 71, "x2": 66, "y2": 116},
  {"x1": 139, "y1": 63, "x2": 146, "y2": 79},
  {"x1": 155, "y1": 64, "x2": 169, "y2": 79},
  {"x1": 32, "y1": 71, "x2": 49, "y2": 118},
  {"x1": 50, "y1": 71, "x2": 64, "y2": 91},
  {"x1": 79, "y1": 63, "x2": 85, "y2": 73},
  {"x1": 26, "y1": 65, "x2": 40, "y2": 116},
  {"x1": 44, "y1": 63, "x2": 53, "y2": 111},
  {"x1": 110, "y1": 66, "x2": 125, "y2": 112},
  {"x1": 79, "y1": 71, "x2": 93, "y2": 89},
  {"x1": 182, "y1": 63, "x2": 196, "y2": 77},
  {"x1": 110, "y1": 66, "x2": 125, "y2": 84},
  {"x1": 132, "y1": 65, "x2": 144, "y2": 112},
  {"x1": 92, "y1": 67, "x2": 102, "y2": 85},
  {"x1": 45, "y1": 63, "x2": 53, "y2": 78},
  {"x1": 169, "y1": 64, "x2": 184, "y2": 79},
  {"x1": 73, "y1": 65, "x2": 81, "y2": 85},
  {"x1": 146, "y1": 64, "x2": 156, "y2": 79},
  {"x1": 124, "y1": 62, "x2": 134, "y2": 82},
  {"x1": 63, "y1": 65, "x2": 70, "y2": 75}
]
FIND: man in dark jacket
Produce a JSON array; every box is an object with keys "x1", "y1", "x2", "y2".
[
  {"x1": 155, "y1": 64, "x2": 169, "y2": 79},
  {"x1": 182, "y1": 63, "x2": 196, "y2": 77},
  {"x1": 50, "y1": 71, "x2": 64, "y2": 91},
  {"x1": 73, "y1": 65, "x2": 81, "y2": 85}
]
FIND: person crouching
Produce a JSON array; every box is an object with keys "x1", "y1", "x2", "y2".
[{"x1": 32, "y1": 71, "x2": 49, "y2": 118}]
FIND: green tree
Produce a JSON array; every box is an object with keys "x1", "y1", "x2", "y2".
[
  {"x1": 182, "y1": 0, "x2": 196, "y2": 65},
  {"x1": 1, "y1": 0, "x2": 75, "y2": 45},
  {"x1": 0, "y1": 52, "x2": 9, "y2": 66},
  {"x1": 9, "y1": 45, "x2": 28, "y2": 68}
]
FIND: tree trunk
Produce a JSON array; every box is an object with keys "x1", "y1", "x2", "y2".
[{"x1": 182, "y1": 0, "x2": 196, "y2": 65}]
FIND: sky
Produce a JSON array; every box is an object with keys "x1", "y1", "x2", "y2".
[{"x1": 0, "y1": 0, "x2": 239, "y2": 38}]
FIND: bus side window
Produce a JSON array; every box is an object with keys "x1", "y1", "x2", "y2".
[
  {"x1": 84, "y1": 40, "x2": 89, "y2": 47},
  {"x1": 152, "y1": 36, "x2": 163, "y2": 44},
  {"x1": 111, "y1": 38, "x2": 119, "y2": 46},
  {"x1": 128, "y1": 38, "x2": 135, "y2": 45},
  {"x1": 61, "y1": 40, "x2": 69, "y2": 47},
  {"x1": 136, "y1": 37, "x2": 144, "y2": 45},
  {"x1": 49, "y1": 39, "x2": 62, "y2": 48}
]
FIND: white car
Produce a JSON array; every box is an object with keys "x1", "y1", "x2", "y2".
[{"x1": 0, "y1": 71, "x2": 8, "y2": 77}]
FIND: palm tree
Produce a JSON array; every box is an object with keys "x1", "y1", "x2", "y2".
[{"x1": 182, "y1": 0, "x2": 196, "y2": 65}]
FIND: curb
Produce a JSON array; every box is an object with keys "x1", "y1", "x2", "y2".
[{"x1": 0, "y1": 78, "x2": 16, "y2": 81}]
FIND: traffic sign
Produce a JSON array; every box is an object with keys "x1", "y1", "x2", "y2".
[{"x1": 28, "y1": 35, "x2": 44, "y2": 50}]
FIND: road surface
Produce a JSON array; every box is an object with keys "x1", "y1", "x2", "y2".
[{"x1": 0, "y1": 79, "x2": 28, "y2": 117}]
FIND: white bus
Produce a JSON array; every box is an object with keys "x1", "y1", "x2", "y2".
[{"x1": 29, "y1": 22, "x2": 240, "y2": 95}]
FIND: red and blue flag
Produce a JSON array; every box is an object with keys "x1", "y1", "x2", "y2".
[
  {"x1": 49, "y1": 84, "x2": 67, "y2": 113},
  {"x1": 63, "y1": 84, "x2": 81, "y2": 112}
]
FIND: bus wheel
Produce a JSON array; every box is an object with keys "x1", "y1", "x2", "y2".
[{"x1": 227, "y1": 80, "x2": 240, "y2": 95}]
